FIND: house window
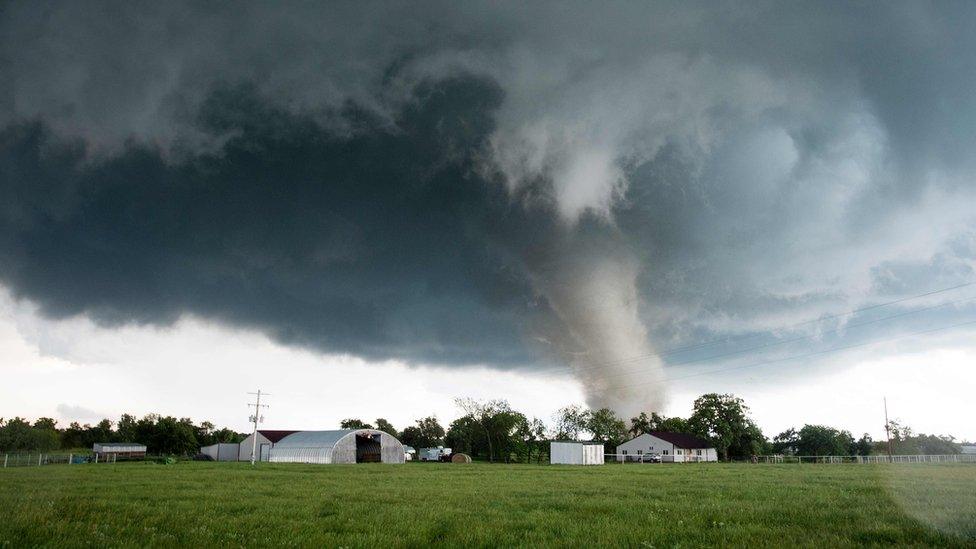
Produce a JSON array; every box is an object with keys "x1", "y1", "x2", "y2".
[
  {"x1": 622, "y1": 450, "x2": 628, "y2": 455},
  {"x1": 677, "y1": 449, "x2": 682, "y2": 455},
  {"x1": 637, "y1": 450, "x2": 643, "y2": 455},
  {"x1": 663, "y1": 450, "x2": 669, "y2": 455},
  {"x1": 696, "y1": 449, "x2": 702, "y2": 456}
]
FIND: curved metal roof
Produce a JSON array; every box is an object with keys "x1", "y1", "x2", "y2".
[{"x1": 273, "y1": 429, "x2": 377, "y2": 448}]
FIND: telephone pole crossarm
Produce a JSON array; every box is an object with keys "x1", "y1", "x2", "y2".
[{"x1": 247, "y1": 390, "x2": 270, "y2": 466}]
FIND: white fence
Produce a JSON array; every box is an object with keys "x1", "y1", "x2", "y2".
[
  {"x1": 757, "y1": 454, "x2": 976, "y2": 464},
  {"x1": 603, "y1": 453, "x2": 976, "y2": 464},
  {"x1": 2, "y1": 452, "x2": 118, "y2": 467},
  {"x1": 605, "y1": 453, "x2": 714, "y2": 463}
]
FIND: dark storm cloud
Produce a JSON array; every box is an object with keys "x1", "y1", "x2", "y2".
[
  {"x1": 0, "y1": 78, "x2": 551, "y2": 365},
  {"x1": 2, "y1": 1, "x2": 976, "y2": 406}
]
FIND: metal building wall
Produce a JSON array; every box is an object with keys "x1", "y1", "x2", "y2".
[
  {"x1": 200, "y1": 443, "x2": 240, "y2": 461},
  {"x1": 582, "y1": 444, "x2": 605, "y2": 465},
  {"x1": 550, "y1": 442, "x2": 584, "y2": 464},
  {"x1": 238, "y1": 432, "x2": 273, "y2": 461},
  {"x1": 269, "y1": 429, "x2": 405, "y2": 464}
]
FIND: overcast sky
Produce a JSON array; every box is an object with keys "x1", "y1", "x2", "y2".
[{"x1": 1, "y1": 1, "x2": 974, "y2": 441}]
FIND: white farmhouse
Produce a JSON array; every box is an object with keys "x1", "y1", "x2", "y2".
[{"x1": 616, "y1": 432, "x2": 718, "y2": 462}]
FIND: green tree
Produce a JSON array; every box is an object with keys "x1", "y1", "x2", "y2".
[
  {"x1": 554, "y1": 405, "x2": 591, "y2": 440},
  {"x1": 90, "y1": 419, "x2": 113, "y2": 443},
  {"x1": 374, "y1": 418, "x2": 398, "y2": 438},
  {"x1": 455, "y1": 398, "x2": 519, "y2": 462},
  {"x1": 31, "y1": 417, "x2": 61, "y2": 451},
  {"x1": 33, "y1": 417, "x2": 58, "y2": 430},
  {"x1": 445, "y1": 415, "x2": 483, "y2": 457},
  {"x1": 796, "y1": 425, "x2": 854, "y2": 456},
  {"x1": 148, "y1": 416, "x2": 199, "y2": 455},
  {"x1": 772, "y1": 428, "x2": 800, "y2": 455},
  {"x1": 117, "y1": 414, "x2": 138, "y2": 442},
  {"x1": 0, "y1": 418, "x2": 35, "y2": 451},
  {"x1": 399, "y1": 417, "x2": 445, "y2": 450},
  {"x1": 60, "y1": 422, "x2": 88, "y2": 450},
  {"x1": 587, "y1": 408, "x2": 627, "y2": 448},
  {"x1": 687, "y1": 393, "x2": 766, "y2": 460},
  {"x1": 524, "y1": 418, "x2": 549, "y2": 464},
  {"x1": 629, "y1": 411, "x2": 689, "y2": 437},
  {"x1": 340, "y1": 418, "x2": 373, "y2": 429},
  {"x1": 854, "y1": 433, "x2": 873, "y2": 456}
]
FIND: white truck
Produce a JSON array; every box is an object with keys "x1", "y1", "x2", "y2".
[{"x1": 419, "y1": 446, "x2": 452, "y2": 462}]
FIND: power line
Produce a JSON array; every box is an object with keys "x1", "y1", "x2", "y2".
[{"x1": 534, "y1": 280, "x2": 975, "y2": 377}]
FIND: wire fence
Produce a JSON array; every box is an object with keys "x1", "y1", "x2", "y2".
[
  {"x1": 2, "y1": 452, "x2": 120, "y2": 467},
  {"x1": 3, "y1": 452, "x2": 974, "y2": 468},
  {"x1": 750, "y1": 454, "x2": 976, "y2": 464},
  {"x1": 601, "y1": 453, "x2": 976, "y2": 465}
]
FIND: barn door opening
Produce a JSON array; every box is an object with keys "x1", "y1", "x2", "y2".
[{"x1": 355, "y1": 433, "x2": 382, "y2": 463}]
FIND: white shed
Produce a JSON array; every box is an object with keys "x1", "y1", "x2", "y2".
[
  {"x1": 200, "y1": 442, "x2": 240, "y2": 461},
  {"x1": 550, "y1": 442, "x2": 605, "y2": 465},
  {"x1": 269, "y1": 429, "x2": 405, "y2": 464},
  {"x1": 616, "y1": 432, "x2": 718, "y2": 462}
]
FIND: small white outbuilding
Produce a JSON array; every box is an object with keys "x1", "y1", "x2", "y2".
[{"x1": 550, "y1": 442, "x2": 605, "y2": 465}]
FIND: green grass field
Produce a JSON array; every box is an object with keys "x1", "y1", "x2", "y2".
[{"x1": 1, "y1": 461, "x2": 974, "y2": 547}]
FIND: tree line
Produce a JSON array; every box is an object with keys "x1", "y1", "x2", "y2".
[
  {"x1": 0, "y1": 415, "x2": 245, "y2": 454},
  {"x1": 342, "y1": 393, "x2": 966, "y2": 462},
  {"x1": 2, "y1": 392, "x2": 966, "y2": 459}
]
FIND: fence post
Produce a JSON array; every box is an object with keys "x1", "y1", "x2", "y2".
[
  {"x1": 68, "y1": 453, "x2": 73, "y2": 465},
  {"x1": 3, "y1": 454, "x2": 6, "y2": 467},
  {"x1": 38, "y1": 454, "x2": 43, "y2": 466}
]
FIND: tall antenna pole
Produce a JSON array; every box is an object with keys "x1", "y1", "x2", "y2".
[
  {"x1": 247, "y1": 390, "x2": 269, "y2": 466},
  {"x1": 883, "y1": 396, "x2": 892, "y2": 460}
]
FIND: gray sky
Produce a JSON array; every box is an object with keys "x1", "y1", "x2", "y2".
[{"x1": 1, "y1": 1, "x2": 974, "y2": 439}]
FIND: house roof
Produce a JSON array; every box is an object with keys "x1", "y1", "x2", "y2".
[
  {"x1": 258, "y1": 430, "x2": 299, "y2": 443},
  {"x1": 646, "y1": 431, "x2": 713, "y2": 449}
]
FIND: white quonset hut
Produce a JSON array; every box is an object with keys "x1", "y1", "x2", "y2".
[
  {"x1": 550, "y1": 442, "x2": 605, "y2": 465},
  {"x1": 616, "y1": 432, "x2": 718, "y2": 462},
  {"x1": 269, "y1": 429, "x2": 405, "y2": 464}
]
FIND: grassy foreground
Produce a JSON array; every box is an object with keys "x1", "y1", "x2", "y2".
[{"x1": 1, "y1": 461, "x2": 974, "y2": 547}]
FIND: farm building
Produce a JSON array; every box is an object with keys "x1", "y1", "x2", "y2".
[
  {"x1": 93, "y1": 442, "x2": 147, "y2": 459},
  {"x1": 269, "y1": 429, "x2": 405, "y2": 464},
  {"x1": 961, "y1": 445, "x2": 976, "y2": 455},
  {"x1": 550, "y1": 442, "x2": 605, "y2": 465},
  {"x1": 237, "y1": 430, "x2": 298, "y2": 462},
  {"x1": 616, "y1": 432, "x2": 718, "y2": 462},
  {"x1": 199, "y1": 443, "x2": 240, "y2": 462}
]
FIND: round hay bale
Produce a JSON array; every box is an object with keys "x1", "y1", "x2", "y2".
[{"x1": 451, "y1": 453, "x2": 472, "y2": 463}]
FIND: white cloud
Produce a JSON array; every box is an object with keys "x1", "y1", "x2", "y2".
[{"x1": 0, "y1": 288, "x2": 581, "y2": 432}]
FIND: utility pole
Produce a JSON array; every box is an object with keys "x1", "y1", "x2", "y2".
[
  {"x1": 248, "y1": 390, "x2": 269, "y2": 466},
  {"x1": 884, "y1": 396, "x2": 893, "y2": 460}
]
